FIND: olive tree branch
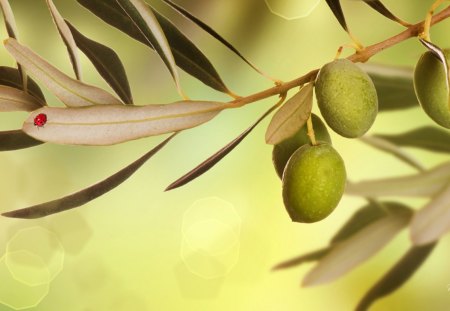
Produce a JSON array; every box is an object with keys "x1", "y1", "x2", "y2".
[{"x1": 228, "y1": 5, "x2": 450, "y2": 108}]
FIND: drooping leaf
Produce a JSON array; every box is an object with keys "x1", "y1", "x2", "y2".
[
  {"x1": 0, "y1": 66, "x2": 46, "y2": 103},
  {"x1": 76, "y1": 0, "x2": 231, "y2": 94},
  {"x1": 272, "y1": 249, "x2": 329, "y2": 271},
  {"x1": 265, "y1": 84, "x2": 313, "y2": 145},
  {"x1": 375, "y1": 126, "x2": 450, "y2": 153},
  {"x1": 0, "y1": 85, "x2": 43, "y2": 112},
  {"x1": 46, "y1": 0, "x2": 82, "y2": 80},
  {"x1": 324, "y1": 0, "x2": 348, "y2": 32},
  {"x1": 410, "y1": 182, "x2": 450, "y2": 245},
  {"x1": 0, "y1": 130, "x2": 43, "y2": 151},
  {"x1": 116, "y1": 0, "x2": 184, "y2": 97},
  {"x1": 302, "y1": 209, "x2": 412, "y2": 287},
  {"x1": 346, "y1": 161, "x2": 450, "y2": 198},
  {"x1": 419, "y1": 39, "x2": 450, "y2": 105},
  {"x1": 66, "y1": 21, "x2": 133, "y2": 105},
  {"x1": 4, "y1": 38, "x2": 123, "y2": 107},
  {"x1": 166, "y1": 101, "x2": 281, "y2": 191},
  {"x1": 22, "y1": 101, "x2": 225, "y2": 146},
  {"x1": 2, "y1": 133, "x2": 176, "y2": 219},
  {"x1": 360, "y1": 63, "x2": 418, "y2": 111},
  {"x1": 160, "y1": 0, "x2": 271, "y2": 80},
  {"x1": 0, "y1": 0, "x2": 27, "y2": 91},
  {"x1": 359, "y1": 0, "x2": 410, "y2": 26},
  {"x1": 355, "y1": 243, "x2": 436, "y2": 311},
  {"x1": 360, "y1": 136, "x2": 425, "y2": 172}
]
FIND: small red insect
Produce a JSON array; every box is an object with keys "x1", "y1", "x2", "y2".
[{"x1": 34, "y1": 113, "x2": 47, "y2": 127}]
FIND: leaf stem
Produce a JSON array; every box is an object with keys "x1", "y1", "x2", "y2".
[{"x1": 420, "y1": 0, "x2": 447, "y2": 41}]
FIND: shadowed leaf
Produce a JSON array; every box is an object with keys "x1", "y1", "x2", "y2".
[
  {"x1": 0, "y1": 66, "x2": 46, "y2": 103},
  {"x1": 324, "y1": 0, "x2": 348, "y2": 32},
  {"x1": 355, "y1": 243, "x2": 436, "y2": 311},
  {"x1": 4, "y1": 38, "x2": 123, "y2": 107},
  {"x1": 410, "y1": 182, "x2": 450, "y2": 245},
  {"x1": 303, "y1": 209, "x2": 412, "y2": 287},
  {"x1": 360, "y1": 136, "x2": 425, "y2": 172},
  {"x1": 116, "y1": 0, "x2": 184, "y2": 97},
  {"x1": 166, "y1": 101, "x2": 281, "y2": 191},
  {"x1": 272, "y1": 249, "x2": 329, "y2": 271},
  {"x1": 376, "y1": 126, "x2": 450, "y2": 153},
  {"x1": 265, "y1": 84, "x2": 313, "y2": 145},
  {"x1": 360, "y1": 63, "x2": 418, "y2": 111},
  {"x1": 76, "y1": 0, "x2": 231, "y2": 94},
  {"x1": 346, "y1": 161, "x2": 450, "y2": 198},
  {"x1": 46, "y1": 0, "x2": 82, "y2": 80},
  {"x1": 22, "y1": 101, "x2": 225, "y2": 146},
  {"x1": 359, "y1": 0, "x2": 410, "y2": 26},
  {"x1": 0, "y1": 130, "x2": 43, "y2": 151},
  {"x1": 66, "y1": 21, "x2": 133, "y2": 104},
  {"x1": 0, "y1": 85, "x2": 43, "y2": 112},
  {"x1": 2, "y1": 133, "x2": 176, "y2": 219}
]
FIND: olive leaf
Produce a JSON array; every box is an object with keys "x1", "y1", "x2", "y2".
[
  {"x1": 359, "y1": 136, "x2": 425, "y2": 172},
  {"x1": 375, "y1": 126, "x2": 450, "y2": 153},
  {"x1": 360, "y1": 63, "x2": 418, "y2": 111},
  {"x1": 0, "y1": 85, "x2": 43, "y2": 112},
  {"x1": 410, "y1": 182, "x2": 450, "y2": 245},
  {"x1": 265, "y1": 84, "x2": 313, "y2": 145},
  {"x1": 166, "y1": 102, "x2": 281, "y2": 191},
  {"x1": 46, "y1": 0, "x2": 82, "y2": 80},
  {"x1": 0, "y1": 0, "x2": 27, "y2": 91},
  {"x1": 2, "y1": 133, "x2": 176, "y2": 219},
  {"x1": 302, "y1": 208, "x2": 412, "y2": 287},
  {"x1": 355, "y1": 242, "x2": 436, "y2": 311},
  {"x1": 324, "y1": 0, "x2": 348, "y2": 32},
  {"x1": 358, "y1": 0, "x2": 410, "y2": 26},
  {"x1": 4, "y1": 38, "x2": 123, "y2": 107},
  {"x1": 0, "y1": 130, "x2": 43, "y2": 151},
  {"x1": 66, "y1": 21, "x2": 134, "y2": 105},
  {"x1": 76, "y1": 0, "x2": 231, "y2": 94},
  {"x1": 272, "y1": 249, "x2": 329, "y2": 271},
  {"x1": 0, "y1": 66, "x2": 46, "y2": 103},
  {"x1": 116, "y1": 0, "x2": 184, "y2": 98},
  {"x1": 346, "y1": 161, "x2": 450, "y2": 197},
  {"x1": 22, "y1": 101, "x2": 225, "y2": 146}
]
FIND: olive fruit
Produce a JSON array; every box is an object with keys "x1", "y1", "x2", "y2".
[
  {"x1": 282, "y1": 143, "x2": 346, "y2": 223},
  {"x1": 414, "y1": 49, "x2": 450, "y2": 129},
  {"x1": 315, "y1": 59, "x2": 378, "y2": 138},
  {"x1": 272, "y1": 114, "x2": 331, "y2": 179}
]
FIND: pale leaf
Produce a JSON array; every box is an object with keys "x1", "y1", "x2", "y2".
[{"x1": 0, "y1": 85, "x2": 43, "y2": 112}]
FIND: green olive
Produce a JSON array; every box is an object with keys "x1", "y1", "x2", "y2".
[
  {"x1": 282, "y1": 143, "x2": 346, "y2": 223},
  {"x1": 414, "y1": 49, "x2": 450, "y2": 129},
  {"x1": 315, "y1": 59, "x2": 378, "y2": 138},
  {"x1": 272, "y1": 113, "x2": 331, "y2": 179}
]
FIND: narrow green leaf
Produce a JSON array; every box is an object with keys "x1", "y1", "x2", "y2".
[
  {"x1": 66, "y1": 21, "x2": 133, "y2": 105},
  {"x1": 0, "y1": 0, "x2": 27, "y2": 91},
  {"x1": 359, "y1": 0, "x2": 410, "y2": 26},
  {"x1": 346, "y1": 161, "x2": 450, "y2": 198},
  {"x1": 0, "y1": 130, "x2": 43, "y2": 151},
  {"x1": 324, "y1": 0, "x2": 348, "y2": 32},
  {"x1": 0, "y1": 66, "x2": 45, "y2": 104},
  {"x1": 76, "y1": 0, "x2": 231, "y2": 94},
  {"x1": 166, "y1": 102, "x2": 280, "y2": 191},
  {"x1": 2, "y1": 133, "x2": 176, "y2": 219},
  {"x1": 116, "y1": 0, "x2": 183, "y2": 97},
  {"x1": 46, "y1": 0, "x2": 82, "y2": 80},
  {"x1": 272, "y1": 249, "x2": 329, "y2": 271},
  {"x1": 410, "y1": 182, "x2": 450, "y2": 245},
  {"x1": 361, "y1": 63, "x2": 418, "y2": 111},
  {"x1": 4, "y1": 38, "x2": 123, "y2": 107},
  {"x1": 355, "y1": 243, "x2": 436, "y2": 311},
  {"x1": 303, "y1": 209, "x2": 412, "y2": 287},
  {"x1": 360, "y1": 136, "x2": 425, "y2": 172},
  {"x1": 22, "y1": 101, "x2": 225, "y2": 146},
  {"x1": 376, "y1": 126, "x2": 450, "y2": 153},
  {"x1": 0, "y1": 85, "x2": 43, "y2": 112},
  {"x1": 265, "y1": 84, "x2": 313, "y2": 145}
]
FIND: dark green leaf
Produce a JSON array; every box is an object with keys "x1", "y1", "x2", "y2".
[
  {"x1": 0, "y1": 130, "x2": 43, "y2": 151},
  {"x1": 76, "y1": 0, "x2": 231, "y2": 94},
  {"x1": 361, "y1": 63, "x2": 418, "y2": 111},
  {"x1": 324, "y1": 0, "x2": 348, "y2": 32},
  {"x1": 376, "y1": 126, "x2": 450, "y2": 153},
  {"x1": 66, "y1": 21, "x2": 133, "y2": 105},
  {"x1": 2, "y1": 133, "x2": 176, "y2": 218},
  {"x1": 0, "y1": 66, "x2": 46, "y2": 103},
  {"x1": 355, "y1": 242, "x2": 436, "y2": 311},
  {"x1": 272, "y1": 249, "x2": 329, "y2": 271},
  {"x1": 359, "y1": 0, "x2": 409, "y2": 26}
]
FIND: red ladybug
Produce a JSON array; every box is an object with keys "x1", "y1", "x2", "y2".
[{"x1": 34, "y1": 113, "x2": 47, "y2": 127}]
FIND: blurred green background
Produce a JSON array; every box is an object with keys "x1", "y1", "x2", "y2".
[{"x1": 0, "y1": 0, "x2": 449, "y2": 310}]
